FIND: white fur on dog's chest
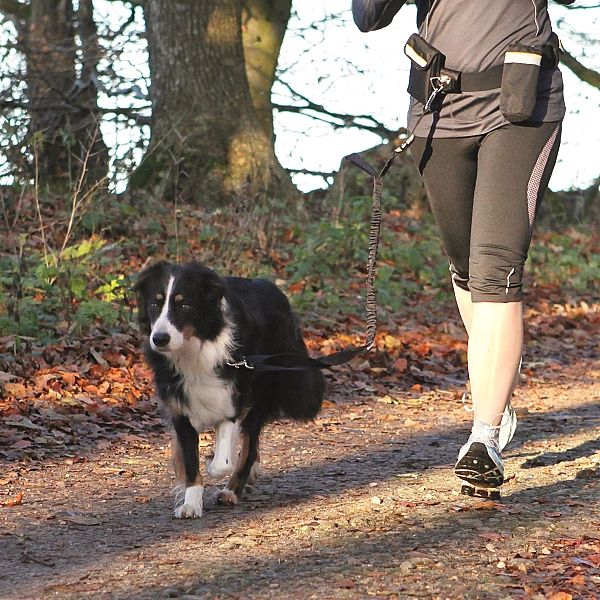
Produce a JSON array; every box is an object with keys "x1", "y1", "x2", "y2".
[
  {"x1": 180, "y1": 373, "x2": 235, "y2": 431},
  {"x1": 169, "y1": 331, "x2": 237, "y2": 431}
]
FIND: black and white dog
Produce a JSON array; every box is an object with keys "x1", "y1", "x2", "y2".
[{"x1": 135, "y1": 261, "x2": 325, "y2": 518}]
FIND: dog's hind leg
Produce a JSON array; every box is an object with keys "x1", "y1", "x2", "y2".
[
  {"x1": 171, "y1": 415, "x2": 204, "y2": 518},
  {"x1": 247, "y1": 448, "x2": 261, "y2": 485},
  {"x1": 217, "y1": 419, "x2": 261, "y2": 506},
  {"x1": 207, "y1": 419, "x2": 239, "y2": 479}
]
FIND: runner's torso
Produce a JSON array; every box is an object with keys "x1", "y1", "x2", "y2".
[
  {"x1": 408, "y1": 0, "x2": 566, "y2": 136},
  {"x1": 416, "y1": 0, "x2": 555, "y2": 71}
]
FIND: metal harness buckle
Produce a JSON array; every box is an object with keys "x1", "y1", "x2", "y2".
[{"x1": 225, "y1": 358, "x2": 255, "y2": 370}]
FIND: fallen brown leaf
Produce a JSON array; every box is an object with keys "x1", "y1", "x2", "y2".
[
  {"x1": 0, "y1": 491, "x2": 24, "y2": 507},
  {"x1": 393, "y1": 358, "x2": 408, "y2": 373},
  {"x1": 547, "y1": 592, "x2": 572, "y2": 600},
  {"x1": 586, "y1": 553, "x2": 600, "y2": 565}
]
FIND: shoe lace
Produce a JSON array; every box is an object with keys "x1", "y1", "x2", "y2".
[{"x1": 470, "y1": 420, "x2": 502, "y2": 452}]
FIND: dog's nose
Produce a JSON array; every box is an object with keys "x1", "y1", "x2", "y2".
[{"x1": 152, "y1": 332, "x2": 171, "y2": 348}]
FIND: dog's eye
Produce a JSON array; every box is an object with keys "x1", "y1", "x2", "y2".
[
  {"x1": 148, "y1": 301, "x2": 161, "y2": 310},
  {"x1": 180, "y1": 303, "x2": 192, "y2": 311}
]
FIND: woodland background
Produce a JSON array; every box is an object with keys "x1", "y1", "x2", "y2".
[
  {"x1": 0, "y1": 2, "x2": 599, "y2": 598},
  {"x1": 0, "y1": 0, "x2": 597, "y2": 345}
]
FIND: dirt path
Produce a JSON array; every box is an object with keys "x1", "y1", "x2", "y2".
[{"x1": 1, "y1": 360, "x2": 599, "y2": 600}]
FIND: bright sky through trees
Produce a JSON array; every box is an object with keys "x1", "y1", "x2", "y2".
[{"x1": 1, "y1": 0, "x2": 596, "y2": 194}]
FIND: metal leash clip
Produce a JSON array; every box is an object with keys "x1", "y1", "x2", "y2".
[
  {"x1": 424, "y1": 75, "x2": 451, "y2": 112},
  {"x1": 225, "y1": 358, "x2": 255, "y2": 369}
]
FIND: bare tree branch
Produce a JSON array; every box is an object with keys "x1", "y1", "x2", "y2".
[
  {"x1": 562, "y1": 3, "x2": 600, "y2": 8},
  {"x1": 561, "y1": 49, "x2": 600, "y2": 90},
  {"x1": 287, "y1": 167, "x2": 337, "y2": 178},
  {"x1": 274, "y1": 81, "x2": 402, "y2": 139},
  {"x1": 0, "y1": 99, "x2": 150, "y2": 122}
]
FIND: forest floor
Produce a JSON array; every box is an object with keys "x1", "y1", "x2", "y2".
[{"x1": 1, "y1": 292, "x2": 599, "y2": 600}]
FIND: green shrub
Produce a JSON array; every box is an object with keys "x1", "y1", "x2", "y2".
[{"x1": 0, "y1": 237, "x2": 127, "y2": 342}]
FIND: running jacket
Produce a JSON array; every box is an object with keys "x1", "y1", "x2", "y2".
[{"x1": 352, "y1": 0, "x2": 567, "y2": 137}]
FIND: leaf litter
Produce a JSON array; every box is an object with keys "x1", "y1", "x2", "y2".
[{"x1": 0, "y1": 240, "x2": 599, "y2": 598}]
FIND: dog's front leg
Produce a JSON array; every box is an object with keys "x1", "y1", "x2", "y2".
[
  {"x1": 171, "y1": 415, "x2": 203, "y2": 518},
  {"x1": 207, "y1": 419, "x2": 239, "y2": 479}
]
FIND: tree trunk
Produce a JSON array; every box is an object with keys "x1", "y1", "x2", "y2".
[
  {"x1": 242, "y1": 0, "x2": 291, "y2": 139},
  {"x1": 136, "y1": 0, "x2": 296, "y2": 206},
  {"x1": 75, "y1": 0, "x2": 109, "y2": 184},
  {"x1": 26, "y1": 0, "x2": 77, "y2": 182},
  {"x1": 25, "y1": 0, "x2": 107, "y2": 188}
]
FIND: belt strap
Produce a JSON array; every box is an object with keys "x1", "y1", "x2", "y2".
[
  {"x1": 459, "y1": 65, "x2": 504, "y2": 92},
  {"x1": 457, "y1": 45, "x2": 558, "y2": 93}
]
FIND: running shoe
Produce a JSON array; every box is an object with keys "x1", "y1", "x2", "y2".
[
  {"x1": 461, "y1": 392, "x2": 517, "y2": 451},
  {"x1": 455, "y1": 420, "x2": 504, "y2": 489},
  {"x1": 499, "y1": 400, "x2": 517, "y2": 451}
]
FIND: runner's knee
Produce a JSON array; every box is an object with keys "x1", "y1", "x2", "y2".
[{"x1": 469, "y1": 246, "x2": 525, "y2": 302}]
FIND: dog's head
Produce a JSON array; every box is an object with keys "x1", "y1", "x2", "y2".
[{"x1": 134, "y1": 261, "x2": 227, "y2": 354}]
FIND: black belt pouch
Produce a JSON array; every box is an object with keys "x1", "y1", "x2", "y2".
[
  {"x1": 404, "y1": 33, "x2": 445, "y2": 107},
  {"x1": 500, "y1": 43, "x2": 543, "y2": 123}
]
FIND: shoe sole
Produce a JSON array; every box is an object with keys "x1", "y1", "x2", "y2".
[
  {"x1": 460, "y1": 484, "x2": 501, "y2": 500},
  {"x1": 454, "y1": 442, "x2": 504, "y2": 489}
]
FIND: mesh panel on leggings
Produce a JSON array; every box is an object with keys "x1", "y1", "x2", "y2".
[{"x1": 527, "y1": 125, "x2": 559, "y2": 233}]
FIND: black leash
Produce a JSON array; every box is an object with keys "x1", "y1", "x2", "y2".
[{"x1": 226, "y1": 133, "x2": 417, "y2": 374}]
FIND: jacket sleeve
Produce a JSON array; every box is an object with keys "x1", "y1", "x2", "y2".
[{"x1": 352, "y1": 0, "x2": 407, "y2": 32}]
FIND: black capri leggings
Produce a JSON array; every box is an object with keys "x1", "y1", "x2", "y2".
[{"x1": 410, "y1": 121, "x2": 561, "y2": 302}]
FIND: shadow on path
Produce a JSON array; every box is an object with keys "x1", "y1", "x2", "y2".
[{"x1": 1, "y1": 395, "x2": 599, "y2": 596}]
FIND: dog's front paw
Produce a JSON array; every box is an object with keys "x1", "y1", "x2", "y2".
[
  {"x1": 174, "y1": 484, "x2": 203, "y2": 518},
  {"x1": 217, "y1": 489, "x2": 238, "y2": 506},
  {"x1": 206, "y1": 457, "x2": 235, "y2": 479},
  {"x1": 174, "y1": 502, "x2": 203, "y2": 519}
]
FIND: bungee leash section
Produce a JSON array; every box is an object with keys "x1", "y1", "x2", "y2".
[{"x1": 227, "y1": 132, "x2": 418, "y2": 375}]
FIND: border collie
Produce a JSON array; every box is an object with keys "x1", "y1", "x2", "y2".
[{"x1": 135, "y1": 261, "x2": 325, "y2": 518}]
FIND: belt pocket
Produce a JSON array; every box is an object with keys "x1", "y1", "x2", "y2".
[
  {"x1": 500, "y1": 43, "x2": 543, "y2": 123},
  {"x1": 405, "y1": 33, "x2": 446, "y2": 109}
]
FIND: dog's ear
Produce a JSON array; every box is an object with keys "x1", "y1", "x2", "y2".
[
  {"x1": 205, "y1": 274, "x2": 226, "y2": 302},
  {"x1": 186, "y1": 262, "x2": 225, "y2": 302},
  {"x1": 133, "y1": 261, "x2": 168, "y2": 335}
]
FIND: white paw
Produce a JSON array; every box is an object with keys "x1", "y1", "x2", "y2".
[
  {"x1": 173, "y1": 484, "x2": 203, "y2": 518},
  {"x1": 174, "y1": 503, "x2": 203, "y2": 519},
  {"x1": 206, "y1": 457, "x2": 235, "y2": 479},
  {"x1": 217, "y1": 489, "x2": 238, "y2": 506}
]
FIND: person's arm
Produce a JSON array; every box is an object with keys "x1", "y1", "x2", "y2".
[{"x1": 352, "y1": 0, "x2": 407, "y2": 32}]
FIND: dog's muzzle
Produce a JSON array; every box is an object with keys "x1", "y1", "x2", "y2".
[{"x1": 151, "y1": 331, "x2": 171, "y2": 351}]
